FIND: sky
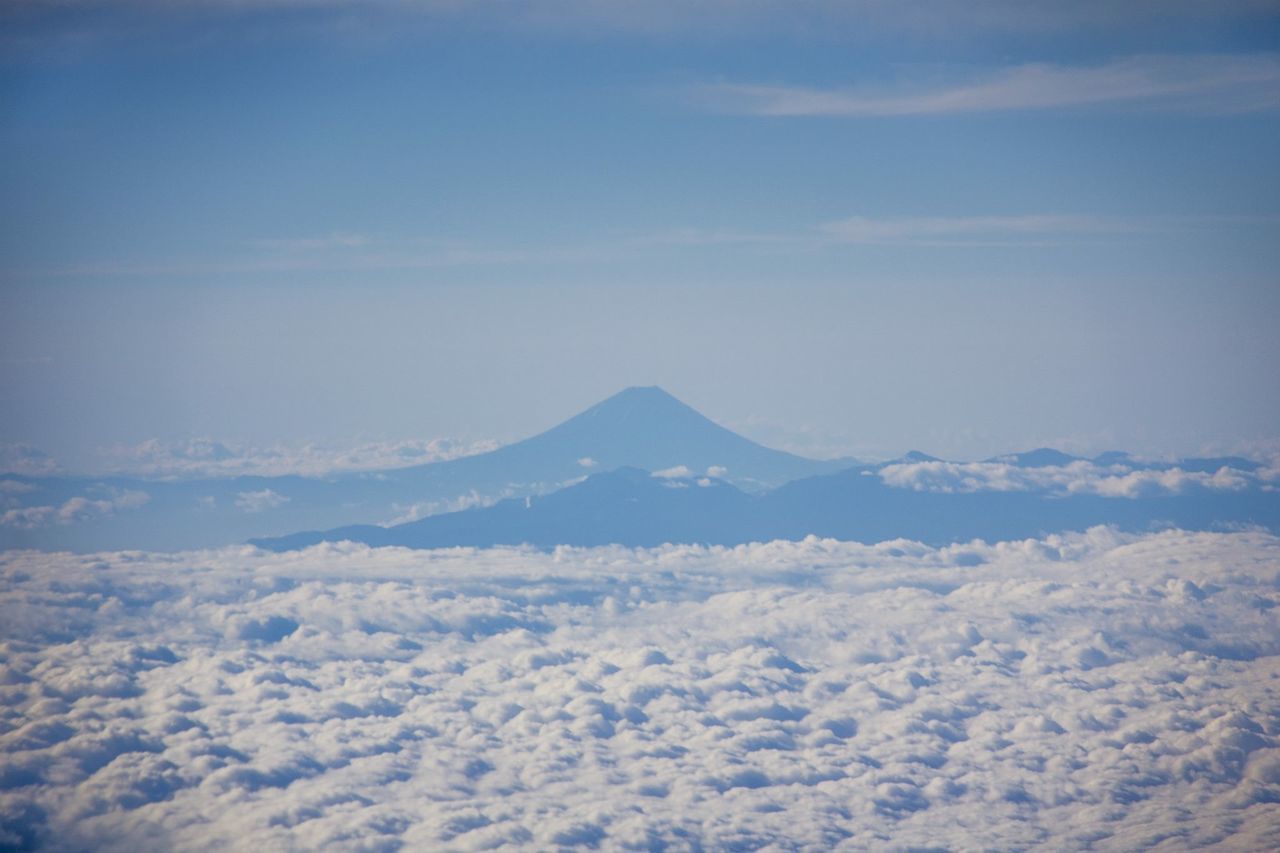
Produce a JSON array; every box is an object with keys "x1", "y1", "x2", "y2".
[{"x1": 2, "y1": 0, "x2": 1279, "y2": 472}]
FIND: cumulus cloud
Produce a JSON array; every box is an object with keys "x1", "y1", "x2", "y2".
[
  {"x1": 652, "y1": 465, "x2": 693, "y2": 479},
  {"x1": 386, "y1": 490, "x2": 499, "y2": 526},
  {"x1": 700, "y1": 54, "x2": 1280, "y2": 117},
  {"x1": 95, "y1": 436, "x2": 498, "y2": 478},
  {"x1": 1, "y1": 528, "x2": 1278, "y2": 848},
  {"x1": 879, "y1": 459, "x2": 1254, "y2": 497},
  {"x1": 0, "y1": 489, "x2": 149, "y2": 529},
  {"x1": 234, "y1": 489, "x2": 289, "y2": 513},
  {"x1": 577, "y1": 457, "x2": 598, "y2": 468}
]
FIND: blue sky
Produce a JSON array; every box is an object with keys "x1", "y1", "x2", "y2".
[{"x1": 2, "y1": 1, "x2": 1279, "y2": 470}]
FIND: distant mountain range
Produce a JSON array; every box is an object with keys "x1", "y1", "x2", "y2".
[
  {"x1": 4, "y1": 386, "x2": 1276, "y2": 553},
  {"x1": 252, "y1": 459, "x2": 1280, "y2": 552}
]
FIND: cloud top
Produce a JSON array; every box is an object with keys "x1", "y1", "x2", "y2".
[
  {"x1": 1, "y1": 528, "x2": 1278, "y2": 848},
  {"x1": 878, "y1": 459, "x2": 1254, "y2": 497}
]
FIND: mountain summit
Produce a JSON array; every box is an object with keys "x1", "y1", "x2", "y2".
[{"x1": 494, "y1": 386, "x2": 830, "y2": 488}]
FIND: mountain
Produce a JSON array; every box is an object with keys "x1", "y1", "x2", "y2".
[
  {"x1": 1, "y1": 387, "x2": 847, "y2": 552},
  {"x1": 983, "y1": 448, "x2": 1083, "y2": 468},
  {"x1": 253, "y1": 467, "x2": 760, "y2": 551},
  {"x1": 10, "y1": 385, "x2": 1275, "y2": 554},
  {"x1": 386, "y1": 386, "x2": 840, "y2": 494},
  {"x1": 252, "y1": 460, "x2": 1280, "y2": 552}
]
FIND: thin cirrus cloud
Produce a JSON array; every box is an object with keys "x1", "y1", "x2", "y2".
[
  {"x1": 3, "y1": 211, "x2": 1270, "y2": 286},
  {"x1": 699, "y1": 54, "x2": 1280, "y2": 117},
  {"x1": 815, "y1": 213, "x2": 1136, "y2": 245},
  {"x1": 655, "y1": 212, "x2": 1237, "y2": 249}
]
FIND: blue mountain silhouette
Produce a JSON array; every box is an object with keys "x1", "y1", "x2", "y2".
[
  {"x1": 6, "y1": 385, "x2": 1276, "y2": 553},
  {"x1": 388, "y1": 385, "x2": 842, "y2": 493},
  {"x1": 0, "y1": 387, "x2": 845, "y2": 551},
  {"x1": 252, "y1": 460, "x2": 1280, "y2": 552}
]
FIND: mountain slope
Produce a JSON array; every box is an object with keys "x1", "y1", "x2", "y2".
[{"x1": 253, "y1": 468, "x2": 762, "y2": 551}]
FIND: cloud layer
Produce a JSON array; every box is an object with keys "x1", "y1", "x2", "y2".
[
  {"x1": 95, "y1": 436, "x2": 498, "y2": 479},
  {"x1": 2, "y1": 529, "x2": 1279, "y2": 848},
  {"x1": 1, "y1": 489, "x2": 149, "y2": 530},
  {"x1": 878, "y1": 459, "x2": 1255, "y2": 497}
]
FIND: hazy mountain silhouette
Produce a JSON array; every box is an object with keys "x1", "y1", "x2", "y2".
[
  {"x1": 0, "y1": 387, "x2": 846, "y2": 551},
  {"x1": 255, "y1": 468, "x2": 761, "y2": 551},
  {"x1": 983, "y1": 448, "x2": 1083, "y2": 467},
  {"x1": 389, "y1": 385, "x2": 842, "y2": 492},
  {"x1": 252, "y1": 461, "x2": 1280, "y2": 552},
  {"x1": 6, "y1": 385, "x2": 1276, "y2": 553}
]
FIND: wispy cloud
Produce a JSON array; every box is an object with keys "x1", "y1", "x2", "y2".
[
  {"x1": 0, "y1": 239, "x2": 619, "y2": 282},
  {"x1": 699, "y1": 54, "x2": 1280, "y2": 117},
  {"x1": 4, "y1": 210, "x2": 1276, "y2": 283},
  {"x1": 250, "y1": 232, "x2": 372, "y2": 252},
  {"x1": 817, "y1": 214, "x2": 1135, "y2": 245},
  {"x1": 0, "y1": 443, "x2": 60, "y2": 476},
  {"x1": 656, "y1": 212, "x2": 1279, "y2": 249}
]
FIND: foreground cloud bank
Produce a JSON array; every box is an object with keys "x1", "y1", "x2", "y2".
[{"x1": 2, "y1": 530, "x2": 1279, "y2": 849}]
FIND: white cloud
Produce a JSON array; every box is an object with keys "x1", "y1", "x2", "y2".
[
  {"x1": 234, "y1": 489, "x2": 290, "y2": 513},
  {"x1": 878, "y1": 459, "x2": 1254, "y2": 497},
  {"x1": 0, "y1": 504, "x2": 55, "y2": 529},
  {"x1": 652, "y1": 465, "x2": 693, "y2": 479},
  {"x1": 386, "y1": 490, "x2": 497, "y2": 525},
  {"x1": 700, "y1": 54, "x2": 1280, "y2": 116},
  {"x1": 1, "y1": 528, "x2": 1278, "y2": 848},
  {"x1": 707, "y1": 465, "x2": 729, "y2": 478},
  {"x1": 577, "y1": 457, "x2": 598, "y2": 468},
  {"x1": 0, "y1": 489, "x2": 149, "y2": 529},
  {"x1": 96, "y1": 435, "x2": 498, "y2": 478}
]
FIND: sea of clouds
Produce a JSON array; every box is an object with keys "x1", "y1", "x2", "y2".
[{"x1": 2, "y1": 529, "x2": 1279, "y2": 849}]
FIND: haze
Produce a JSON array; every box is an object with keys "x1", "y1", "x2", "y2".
[{"x1": 2, "y1": 1, "x2": 1279, "y2": 473}]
